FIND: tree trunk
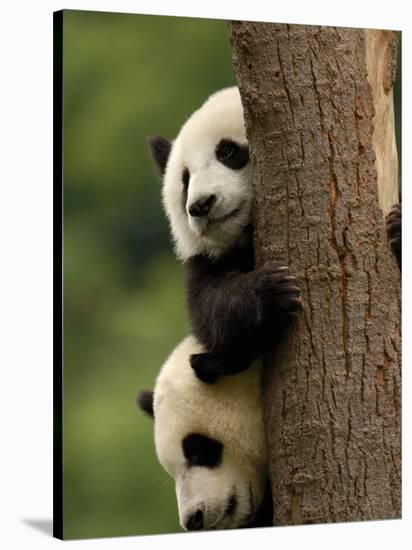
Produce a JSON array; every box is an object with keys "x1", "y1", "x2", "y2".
[{"x1": 229, "y1": 23, "x2": 401, "y2": 525}]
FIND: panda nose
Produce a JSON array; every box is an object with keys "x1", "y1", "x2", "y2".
[
  {"x1": 185, "y1": 509, "x2": 204, "y2": 531},
  {"x1": 188, "y1": 195, "x2": 216, "y2": 217}
]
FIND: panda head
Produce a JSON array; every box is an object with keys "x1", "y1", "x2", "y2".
[
  {"x1": 137, "y1": 337, "x2": 267, "y2": 531},
  {"x1": 149, "y1": 87, "x2": 253, "y2": 261}
]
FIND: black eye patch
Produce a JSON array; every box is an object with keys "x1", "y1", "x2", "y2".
[
  {"x1": 216, "y1": 139, "x2": 249, "y2": 170},
  {"x1": 182, "y1": 433, "x2": 223, "y2": 468}
]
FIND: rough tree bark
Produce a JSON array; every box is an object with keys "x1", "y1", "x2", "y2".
[{"x1": 229, "y1": 23, "x2": 401, "y2": 525}]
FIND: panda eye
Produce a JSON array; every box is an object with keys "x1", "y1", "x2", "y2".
[
  {"x1": 182, "y1": 168, "x2": 190, "y2": 191},
  {"x1": 182, "y1": 433, "x2": 223, "y2": 468},
  {"x1": 219, "y1": 143, "x2": 238, "y2": 160},
  {"x1": 216, "y1": 139, "x2": 249, "y2": 170}
]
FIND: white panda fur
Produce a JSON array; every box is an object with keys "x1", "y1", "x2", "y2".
[
  {"x1": 153, "y1": 335, "x2": 267, "y2": 531},
  {"x1": 162, "y1": 87, "x2": 254, "y2": 262}
]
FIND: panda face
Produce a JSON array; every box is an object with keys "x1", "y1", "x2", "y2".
[
  {"x1": 173, "y1": 432, "x2": 263, "y2": 531},
  {"x1": 138, "y1": 336, "x2": 267, "y2": 531},
  {"x1": 177, "y1": 131, "x2": 251, "y2": 249},
  {"x1": 150, "y1": 87, "x2": 254, "y2": 261},
  {"x1": 155, "y1": 424, "x2": 264, "y2": 531}
]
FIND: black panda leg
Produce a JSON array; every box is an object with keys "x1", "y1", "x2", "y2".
[
  {"x1": 190, "y1": 352, "x2": 251, "y2": 384},
  {"x1": 386, "y1": 203, "x2": 401, "y2": 270}
]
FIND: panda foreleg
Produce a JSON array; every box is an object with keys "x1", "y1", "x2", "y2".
[{"x1": 188, "y1": 260, "x2": 302, "y2": 364}]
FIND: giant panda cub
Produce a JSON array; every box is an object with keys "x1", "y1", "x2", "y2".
[
  {"x1": 149, "y1": 87, "x2": 302, "y2": 383},
  {"x1": 137, "y1": 335, "x2": 272, "y2": 531}
]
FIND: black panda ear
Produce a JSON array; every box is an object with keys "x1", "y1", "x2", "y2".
[
  {"x1": 137, "y1": 390, "x2": 154, "y2": 418},
  {"x1": 147, "y1": 136, "x2": 172, "y2": 176}
]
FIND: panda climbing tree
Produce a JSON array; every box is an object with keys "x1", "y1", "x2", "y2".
[{"x1": 229, "y1": 24, "x2": 401, "y2": 525}]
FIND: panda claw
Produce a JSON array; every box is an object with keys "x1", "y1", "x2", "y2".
[{"x1": 284, "y1": 285, "x2": 300, "y2": 294}]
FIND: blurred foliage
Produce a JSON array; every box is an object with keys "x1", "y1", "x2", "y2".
[{"x1": 62, "y1": 9, "x2": 235, "y2": 539}]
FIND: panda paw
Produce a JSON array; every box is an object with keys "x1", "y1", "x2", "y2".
[
  {"x1": 190, "y1": 353, "x2": 223, "y2": 384},
  {"x1": 255, "y1": 264, "x2": 302, "y2": 323},
  {"x1": 386, "y1": 203, "x2": 401, "y2": 268}
]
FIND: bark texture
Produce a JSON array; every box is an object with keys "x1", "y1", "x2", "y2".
[
  {"x1": 365, "y1": 30, "x2": 399, "y2": 213},
  {"x1": 229, "y1": 23, "x2": 401, "y2": 525}
]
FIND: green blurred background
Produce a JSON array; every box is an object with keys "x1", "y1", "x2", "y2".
[{"x1": 62, "y1": 10, "x2": 235, "y2": 540}]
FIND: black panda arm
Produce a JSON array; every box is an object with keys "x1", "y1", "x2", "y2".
[
  {"x1": 186, "y1": 238, "x2": 301, "y2": 379},
  {"x1": 386, "y1": 203, "x2": 401, "y2": 270}
]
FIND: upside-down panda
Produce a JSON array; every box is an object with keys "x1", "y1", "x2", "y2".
[{"x1": 138, "y1": 336, "x2": 272, "y2": 531}]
